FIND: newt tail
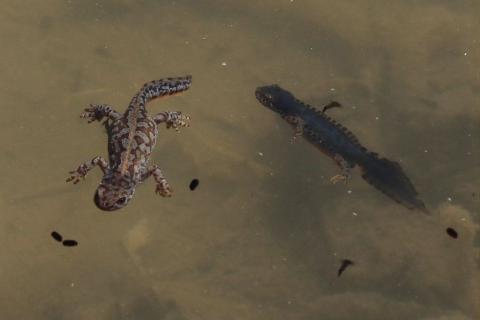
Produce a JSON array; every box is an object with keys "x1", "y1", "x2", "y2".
[
  {"x1": 255, "y1": 84, "x2": 428, "y2": 214},
  {"x1": 359, "y1": 153, "x2": 428, "y2": 213}
]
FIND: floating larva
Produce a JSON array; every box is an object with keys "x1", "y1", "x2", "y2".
[
  {"x1": 446, "y1": 227, "x2": 458, "y2": 239},
  {"x1": 62, "y1": 239, "x2": 78, "y2": 247},
  {"x1": 189, "y1": 179, "x2": 199, "y2": 191},
  {"x1": 51, "y1": 231, "x2": 63, "y2": 242}
]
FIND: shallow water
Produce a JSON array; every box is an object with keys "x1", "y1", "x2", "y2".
[{"x1": 1, "y1": 1, "x2": 479, "y2": 319}]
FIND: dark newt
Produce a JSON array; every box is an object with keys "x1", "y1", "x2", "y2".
[{"x1": 255, "y1": 85, "x2": 428, "y2": 213}]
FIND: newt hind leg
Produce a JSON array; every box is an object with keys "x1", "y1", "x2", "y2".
[
  {"x1": 81, "y1": 104, "x2": 122, "y2": 123},
  {"x1": 329, "y1": 154, "x2": 354, "y2": 184},
  {"x1": 153, "y1": 111, "x2": 190, "y2": 131}
]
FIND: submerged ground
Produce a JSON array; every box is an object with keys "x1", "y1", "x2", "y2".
[{"x1": 0, "y1": 1, "x2": 479, "y2": 319}]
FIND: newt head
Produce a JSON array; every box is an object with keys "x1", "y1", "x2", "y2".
[
  {"x1": 94, "y1": 178, "x2": 135, "y2": 211},
  {"x1": 255, "y1": 85, "x2": 298, "y2": 116}
]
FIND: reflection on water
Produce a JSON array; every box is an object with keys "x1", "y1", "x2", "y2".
[{"x1": 0, "y1": 1, "x2": 478, "y2": 319}]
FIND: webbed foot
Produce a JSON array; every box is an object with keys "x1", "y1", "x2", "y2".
[
  {"x1": 80, "y1": 104, "x2": 121, "y2": 123},
  {"x1": 154, "y1": 111, "x2": 190, "y2": 131},
  {"x1": 143, "y1": 165, "x2": 173, "y2": 197},
  {"x1": 66, "y1": 165, "x2": 89, "y2": 184},
  {"x1": 155, "y1": 179, "x2": 173, "y2": 197},
  {"x1": 284, "y1": 115, "x2": 304, "y2": 143},
  {"x1": 330, "y1": 154, "x2": 353, "y2": 184},
  {"x1": 330, "y1": 174, "x2": 348, "y2": 184},
  {"x1": 166, "y1": 112, "x2": 190, "y2": 131},
  {"x1": 66, "y1": 156, "x2": 108, "y2": 184}
]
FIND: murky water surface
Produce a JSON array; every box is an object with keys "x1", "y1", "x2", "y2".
[{"x1": 1, "y1": 1, "x2": 479, "y2": 319}]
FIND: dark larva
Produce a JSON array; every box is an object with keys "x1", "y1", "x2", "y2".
[
  {"x1": 189, "y1": 179, "x2": 199, "y2": 191},
  {"x1": 62, "y1": 239, "x2": 78, "y2": 247},
  {"x1": 446, "y1": 227, "x2": 458, "y2": 239},
  {"x1": 51, "y1": 231, "x2": 63, "y2": 242},
  {"x1": 337, "y1": 259, "x2": 354, "y2": 277}
]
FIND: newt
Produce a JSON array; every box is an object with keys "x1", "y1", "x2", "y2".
[
  {"x1": 67, "y1": 76, "x2": 192, "y2": 211},
  {"x1": 255, "y1": 84, "x2": 428, "y2": 213}
]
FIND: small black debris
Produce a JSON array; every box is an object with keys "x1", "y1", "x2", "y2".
[
  {"x1": 51, "y1": 231, "x2": 63, "y2": 242},
  {"x1": 62, "y1": 239, "x2": 78, "y2": 247},
  {"x1": 337, "y1": 259, "x2": 354, "y2": 277},
  {"x1": 189, "y1": 178, "x2": 199, "y2": 191},
  {"x1": 446, "y1": 227, "x2": 458, "y2": 239}
]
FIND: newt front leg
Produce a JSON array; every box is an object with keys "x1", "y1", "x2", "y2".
[
  {"x1": 141, "y1": 165, "x2": 173, "y2": 197},
  {"x1": 284, "y1": 115, "x2": 304, "y2": 143},
  {"x1": 66, "y1": 156, "x2": 109, "y2": 184}
]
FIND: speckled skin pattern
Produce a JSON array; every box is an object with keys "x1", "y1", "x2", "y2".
[
  {"x1": 255, "y1": 84, "x2": 428, "y2": 213},
  {"x1": 67, "y1": 76, "x2": 192, "y2": 211}
]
